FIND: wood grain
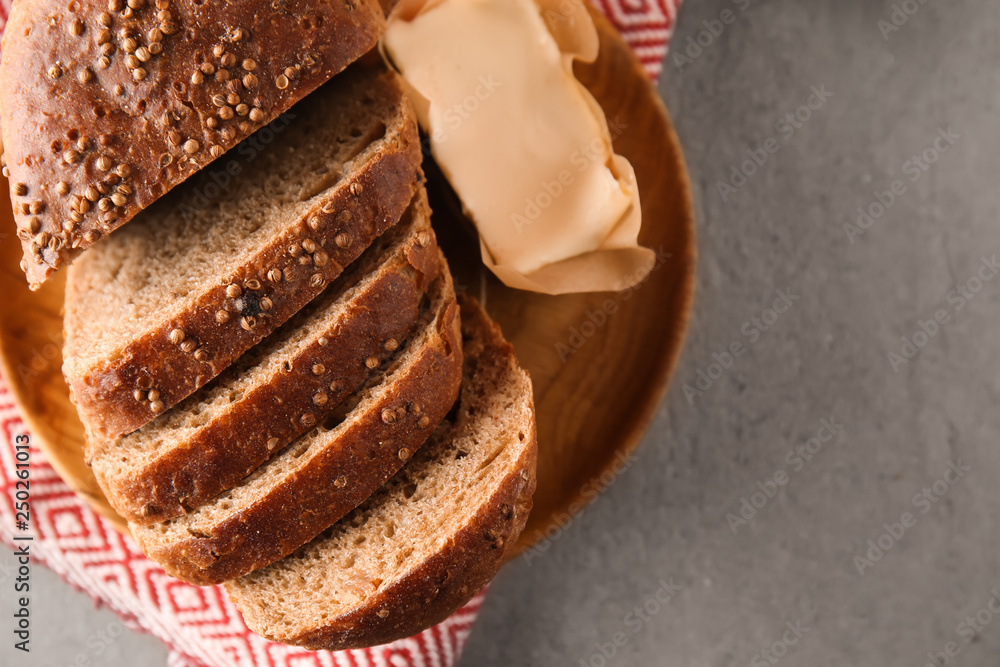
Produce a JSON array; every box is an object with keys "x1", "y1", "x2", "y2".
[{"x1": 0, "y1": 8, "x2": 696, "y2": 554}]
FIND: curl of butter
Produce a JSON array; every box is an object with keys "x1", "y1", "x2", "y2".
[{"x1": 382, "y1": 0, "x2": 656, "y2": 295}]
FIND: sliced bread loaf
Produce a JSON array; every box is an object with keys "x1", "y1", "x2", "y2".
[
  {"x1": 225, "y1": 295, "x2": 537, "y2": 650},
  {"x1": 63, "y1": 64, "x2": 422, "y2": 440},
  {"x1": 130, "y1": 265, "x2": 463, "y2": 585},
  {"x1": 88, "y1": 189, "x2": 440, "y2": 525},
  {"x1": 1, "y1": 0, "x2": 387, "y2": 287}
]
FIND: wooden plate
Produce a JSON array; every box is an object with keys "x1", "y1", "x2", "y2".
[{"x1": 0, "y1": 7, "x2": 696, "y2": 555}]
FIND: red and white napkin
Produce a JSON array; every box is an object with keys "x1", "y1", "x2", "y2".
[{"x1": 0, "y1": 1, "x2": 680, "y2": 664}]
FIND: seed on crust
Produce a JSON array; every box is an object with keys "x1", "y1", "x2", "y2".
[
  {"x1": 12, "y1": 183, "x2": 27, "y2": 196},
  {"x1": 333, "y1": 476, "x2": 347, "y2": 488},
  {"x1": 132, "y1": 67, "x2": 147, "y2": 82},
  {"x1": 97, "y1": 155, "x2": 113, "y2": 171},
  {"x1": 68, "y1": 18, "x2": 85, "y2": 36},
  {"x1": 78, "y1": 68, "x2": 94, "y2": 83},
  {"x1": 240, "y1": 316, "x2": 256, "y2": 331},
  {"x1": 215, "y1": 309, "x2": 231, "y2": 324},
  {"x1": 418, "y1": 415, "x2": 431, "y2": 428},
  {"x1": 398, "y1": 449, "x2": 411, "y2": 461},
  {"x1": 194, "y1": 348, "x2": 208, "y2": 362},
  {"x1": 377, "y1": 610, "x2": 390, "y2": 619},
  {"x1": 275, "y1": 74, "x2": 289, "y2": 90},
  {"x1": 335, "y1": 233, "x2": 352, "y2": 248},
  {"x1": 313, "y1": 250, "x2": 328, "y2": 267},
  {"x1": 221, "y1": 53, "x2": 236, "y2": 68},
  {"x1": 309, "y1": 274, "x2": 324, "y2": 288},
  {"x1": 98, "y1": 197, "x2": 113, "y2": 212},
  {"x1": 210, "y1": 145, "x2": 224, "y2": 158},
  {"x1": 226, "y1": 284, "x2": 242, "y2": 298},
  {"x1": 242, "y1": 58, "x2": 257, "y2": 71},
  {"x1": 350, "y1": 182, "x2": 364, "y2": 196},
  {"x1": 365, "y1": 356, "x2": 379, "y2": 369},
  {"x1": 318, "y1": 337, "x2": 329, "y2": 347},
  {"x1": 267, "y1": 268, "x2": 282, "y2": 283},
  {"x1": 219, "y1": 106, "x2": 234, "y2": 120},
  {"x1": 99, "y1": 11, "x2": 113, "y2": 26},
  {"x1": 63, "y1": 149, "x2": 81, "y2": 164},
  {"x1": 266, "y1": 438, "x2": 279, "y2": 451},
  {"x1": 384, "y1": 338, "x2": 399, "y2": 352},
  {"x1": 259, "y1": 297, "x2": 272, "y2": 311},
  {"x1": 183, "y1": 139, "x2": 200, "y2": 154},
  {"x1": 147, "y1": 389, "x2": 161, "y2": 402},
  {"x1": 180, "y1": 339, "x2": 197, "y2": 353},
  {"x1": 311, "y1": 364, "x2": 325, "y2": 376},
  {"x1": 149, "y1": 41, "x2": 162, "y2": 56},
  {"x1": 133, "y1": 389, "x2": 146, "y2": 401},
  {"x1": 111, "y1": 192, "x2": 127, "y2": 207},
  {"x1": 381, "y1": 408, "x2": 396, "y2": 424},
  {"x1": 122, "y1": 37, "x2": 137, "y2": 53},
  {"x1": 28, "y1": 218, "x2": 41, "y2": 233},
  {"x1": 83, "y1": 230, "x2": 101, "y2": 244},
  {"x1": 213, "y1": 44, "x2": 226, "y2": 58},
  {"x1": 150, "y1": 400, "x2": 165, "y2": 414},
  {"x1": 215, "y1": 69, "x2": 230, "y2": 83},
  {"x1": 330, "y1": 380, "x2": 342, "y2": 392},
  {"x1": 289, "y1": 244, "x2": 303, "y2": 258},
  {"x1": 243, "y1": 73, "x2": 258, "y2": 89},
  {"x1": 136, "y1": 46, "x2": 151, "y2": 62},
  {"x1": 168, "y1": 328, "x2": 185, "y2": 344},
  {"x1": 236, "y1": 104, "x2": 249, "y2": 116},
  {"x1": 300, "y1": 412, "x2": 316, "y2": 427},
  {"x1": 313, "y1": 393, "x2": 328, "y2": 406},
  {"x1": 48, "y1": 65, "x2": 63, "y2": 79}
]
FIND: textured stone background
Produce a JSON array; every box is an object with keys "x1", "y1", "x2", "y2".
[{"x1": 6, "y1": 0, "x2": 1000, "y2": 664}]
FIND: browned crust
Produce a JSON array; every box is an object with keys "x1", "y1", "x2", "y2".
[
  {"x1": 0, "y1": 0, "x2": 387, "y2": 287},
  {"x1": 66, "y1": 105, "x2": 422, "y2": 440},
  {"x1": 93, "y1": 212, "x2": 441, "y2": 525},
  {"x1": 281, "y1": 438, "x2": 535, "y2": 650},
  {"x1": 131, "y1": 278, "x2": 463, "y2": 585},
  {"x1": 227, "y1": 295, "x2": 539, "y2": 650}
]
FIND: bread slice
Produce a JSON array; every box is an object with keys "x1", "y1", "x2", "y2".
[
  {"x1": 88, "y1": 190, "x2": 440, "y2": 525},
  {"x1": 225, "y1": 296, "x2": 537, "y2": 650},
  {"x1": 63, "y1": 64, "x2": 422, "y2": 440},
  {"x1": 0, "y1": 0, "x2": 388, "y2": 287},
  {"x1": 130, "y1": 266, "x2": 463, "y2": 585}
]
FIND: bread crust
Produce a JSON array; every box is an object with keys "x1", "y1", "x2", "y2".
[
  {"x1": 0, "y1": 0, "x2": 387, "y2": 287},
  {"x1": 131, "y1": 272, "x2": 463, "y2": 585},
  {"x1": 226, "y1": 295, "x2": 538, "y2": 650},
  {"x1": 278, "y1": 434, "x2": 535, "y2": 650},
  {"x1": 65, "y1": 95, "x2": 422, "y2": 440},
  {"x1": 91, "y1": 201, "x2": 441, "y2": 525}
]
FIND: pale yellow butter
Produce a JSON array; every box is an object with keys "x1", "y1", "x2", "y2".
[{"x1": 384, "y1": 0, "x2": 655, "y2": 294}]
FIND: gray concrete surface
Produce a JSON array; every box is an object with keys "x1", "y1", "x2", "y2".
[{"x1": 5, "y1": 0, "x2": 1000, "y2": 665}]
